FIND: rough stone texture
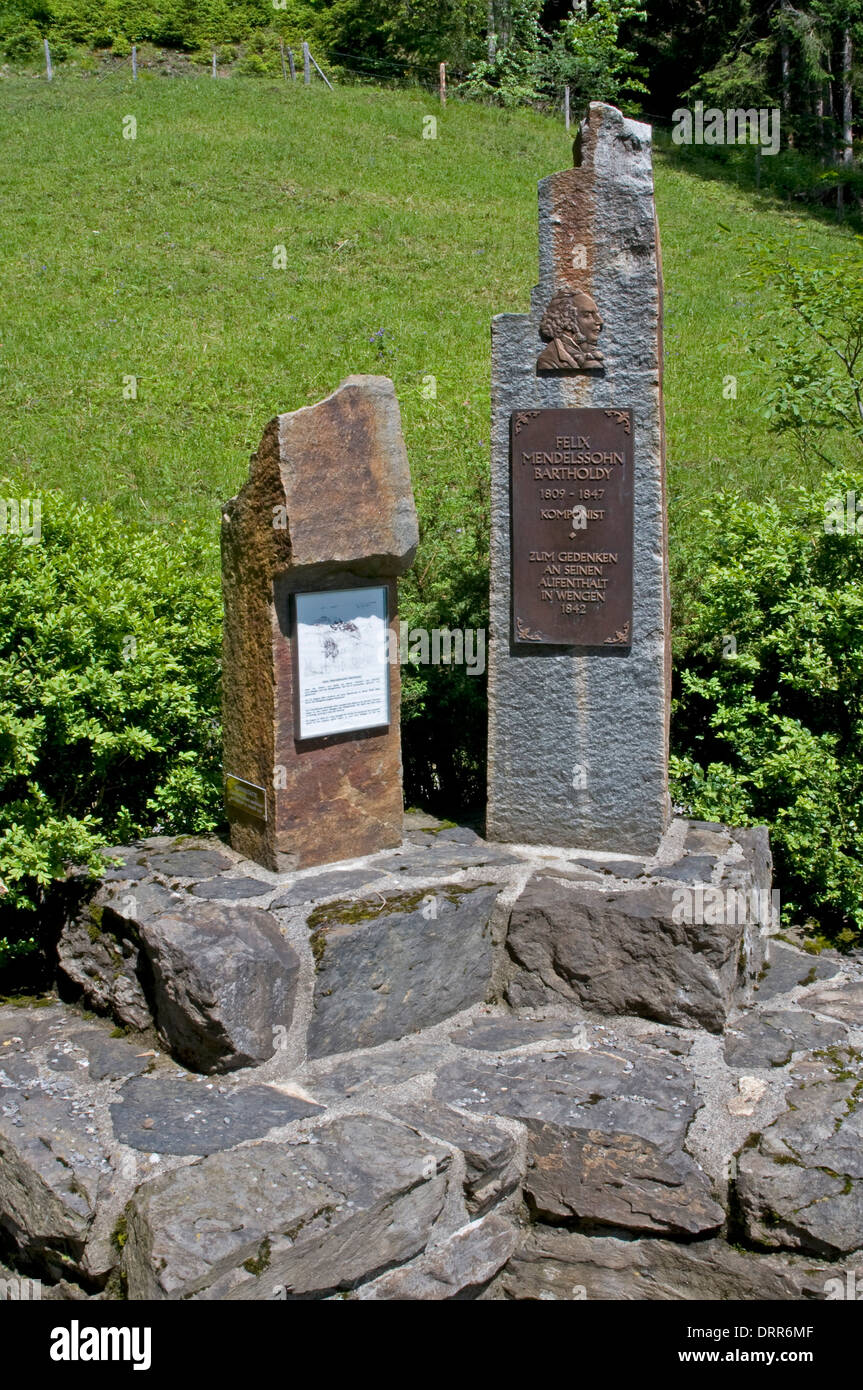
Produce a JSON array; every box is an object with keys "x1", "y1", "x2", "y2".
[
  {"x1": 407, "y1": 825, "x2": 482, "y2": 846},
  {"x1": 121, "y1": 1116, "x2": 451, "y2": 1299},
  {"x1": 506, "y1": 871, "x2": 764, "y2": 1031},
  {"x1": 148, "y1": 848, "x2": 236, "y2": 880},
  {"x1": 58, "y1": 875, "x2": 301, "y2": 1072},
  {"x1": 110, "y1": 1075, "x2": 321, "y2": 1156},
  {"x1": 755, "y1": 942, "x2": 839, "y2": 1001},
  {"x1": 44, "y1": 1028, "x2": 152, "y2": 1082},
  {"x1": 735, "y1": 1048, "x2": 863, "y2": 1258},
  {"x1": 725, "y1": 825, "x2": 773, "y2": 895},
  {"x1": 389, "y1": 1099, "x2": 523, "y2": 1214},
  {"x1": 57, "y1": 880, "x2": 178, "y2": 1031},
  {"x1": 724, "y1": 1008, "x2": 847, "y2": 1069},
  {"x1": 523, "y1": 1121, "x2": 723, "y2": 1235},
  {"x1": 101, "y1": 845, "x2": 151, "y2": 882},
  {"x1": 0, "y1": 1263, "x2": 95, "y2": 1301},
  {"x1": 348, "y1": 1213, "x2": 518, "y2": 1300},
  {"x1": 683, "y1": 822, "x2": 734, "y2": 856},
  {"x1": 435, "y1": 1045, "x2": 699, "y2": 1155},
  {"x1": 270, "y1": 867, "x2": 391, "y2": 908},
  {"x1": 304, "y1": 1041, "x2": 445, "y2": 1102},
  {"x1": 306, "y1": 885, "x2": 499, "y2": 1058},
  {"x1": 189, "y1": 877, "x2": 272, "y2": 901},
  {"x1": 0, "y1": 1054, "x2": 115, "y2": 1280},
  {"x1": 449, "y1": 1018, "x2": 583, "y2": 1051},
  {"x1": 486, "y1": 1228, "x2": 860, "y2": 1301},
  {"x1": 220, "y1": 375, "x2": 419, "y2": 872},
  {"x1": 576, "y1": 856, "x2": 647, "y2": 878},
  {"x1": 658, "y1": 855, "x2": 717, "y2": 882},
  {"x1": 11, "y1": 879, "x2": 863, "y2": 1303},
  {"x1": 486, "y1": 102, "x2": 670, "y2": 855},
  {"x1": 139, "y1": 902, "x2": 300, "y2": 1073},
  {"x1": 796, "y1": 980, "x2": 863, "y2": 1025},
  {"x1": 375, "y1": 841, "x2": 522, "y2": 876},
  {"x1": 9, "y1": 813, "x2": 855, "y2": 1302}
]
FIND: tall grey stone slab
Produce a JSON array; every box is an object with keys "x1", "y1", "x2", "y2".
[{"x1": 487, "y1": 102, "x2": 671, "y2": 854}]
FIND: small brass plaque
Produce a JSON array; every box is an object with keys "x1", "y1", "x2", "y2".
[{"x1": 225, "y1": 774, "x2": 268, "y2": 821}]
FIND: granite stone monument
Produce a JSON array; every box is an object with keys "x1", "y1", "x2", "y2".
[{"x1": 487, "y1": 102, "x2": 671, "y2": 855}]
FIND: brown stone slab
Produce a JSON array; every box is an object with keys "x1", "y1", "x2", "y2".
[{"x1": 221, "y1": 376, "x2": 418, "y2": 871}]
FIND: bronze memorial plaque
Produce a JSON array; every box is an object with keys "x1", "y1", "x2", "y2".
[{"x1": 511, "y1": 407, "x2": 633, "y2": 647}]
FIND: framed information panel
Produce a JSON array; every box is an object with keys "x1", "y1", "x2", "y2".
[
  {"x1": 511, "y1": 407, "x2": 634, "y2": 647},
  {"x1": 294, "y1": 585, "x2": 390, "y2": 740}
]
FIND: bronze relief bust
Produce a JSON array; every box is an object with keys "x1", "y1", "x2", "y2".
[{"x1": 537, "y1": 289, "x2": 604, "y2": 373}]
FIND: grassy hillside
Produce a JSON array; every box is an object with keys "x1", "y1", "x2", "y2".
[{"x1": 0, "y1": 71, "x2": 858, "y2": 559}]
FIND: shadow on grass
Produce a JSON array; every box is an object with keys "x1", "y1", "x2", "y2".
[{"x1": 652, "y1": 128, "x2": 863, "y2": 238}]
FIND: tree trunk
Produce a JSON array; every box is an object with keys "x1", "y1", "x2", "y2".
[
  {"x1": 825, "y1": 41, "x2": 835, "y2": 123},
  {"x1": 780, "y1": 1, "x2": 793, "y2": 146},
  {"x1": 842, "y1": 27, "x2": 853, "y2": 165},
  {"x1": 838, "y1": 27, "x2": 853, "y2": 215},
  {"x1": 487, "y1": 0, "x2": 496, "y2": 61}
]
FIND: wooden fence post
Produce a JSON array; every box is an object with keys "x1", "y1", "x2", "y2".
[{"x1": 309, "y1": 50, "x2": 334, "y2": 90}]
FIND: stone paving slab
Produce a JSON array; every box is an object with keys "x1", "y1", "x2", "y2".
[
  {"x1": 190, "y1": 877, "x2": 273, "y2": 901},
  {"x1": 270, "y1": 868, "x2": 396, "y2": 909},
  {"x1": 122, "y1": 1115, "x2": 452, "y2": 1300},
  {"x1": 110, "y1": 1075, "x2": 323, "y2": 1156},
  {"x1": 448, "y1": 1018, "x2": 585, "y2": 1051},
  {"x1": 724, "y1": 1008, "x2": 848, "y2": 1069},
  {"x1": 754, "y1": 942, "x2": 839, "y2": 1002},
  {"x1": 387, "y1": 1099, "x2": 522, "y2": 1215}
]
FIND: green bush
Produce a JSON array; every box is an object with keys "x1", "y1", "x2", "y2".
[
  {"x1": 747, "y1": 235, "x2": 863, "y2": 470},
  {"x1": 2, "y1": 20, "x2": 43, "y2": 61},
  {"x1": 671, "y1": 473, "x2": 863, "y2": 944},
  {"x1": 398, "y1": 426, "x2": 490, "y2": 815},
  {"x1": 0, "y1": 0, "x2": 324, "y2": 59},
  {"x1": 236, "y1": 30, "x2": 283, "y2": 76},
  {"x1": 0, "y1": 487, "x2": 222, "y2": 967}
]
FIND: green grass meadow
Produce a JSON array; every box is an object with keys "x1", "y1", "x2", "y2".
[{"x1": 1, "y1": 69, "x2": 859, "y2": 571}]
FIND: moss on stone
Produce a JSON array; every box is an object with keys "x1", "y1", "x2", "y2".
[
  {"x1": 305, "y1": 882, "x2": 492, "y2": 974},
  {"x1": 0, "y1": 991, "x2": 55, "y2": 1008},
  {"x1": 103, "y1": 1267, "x2": 129, "y2": 1301},
  {"x1": 815, "y1": 1044, "x2": 863, "y2": 1085},
  {"x1": 309, "y1": 929, "x2": 327, "y2": 967},
  {"x1": 307, "y1": 891, "x2": 427, "y2": 931},
  {"x1": 242, "y1": 1236, "x2": 271, "y2": 1277},
  {"x1": 111, "y1": 1215, "x2": 128, "y2": 1253},
  {"x1": 307, "y1": 883, "x2": 482, "y2": 934}
]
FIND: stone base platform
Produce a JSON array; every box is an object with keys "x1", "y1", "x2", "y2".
[{"x1": 2, "y1": 814, "x2": 861, "y2": 1300}]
